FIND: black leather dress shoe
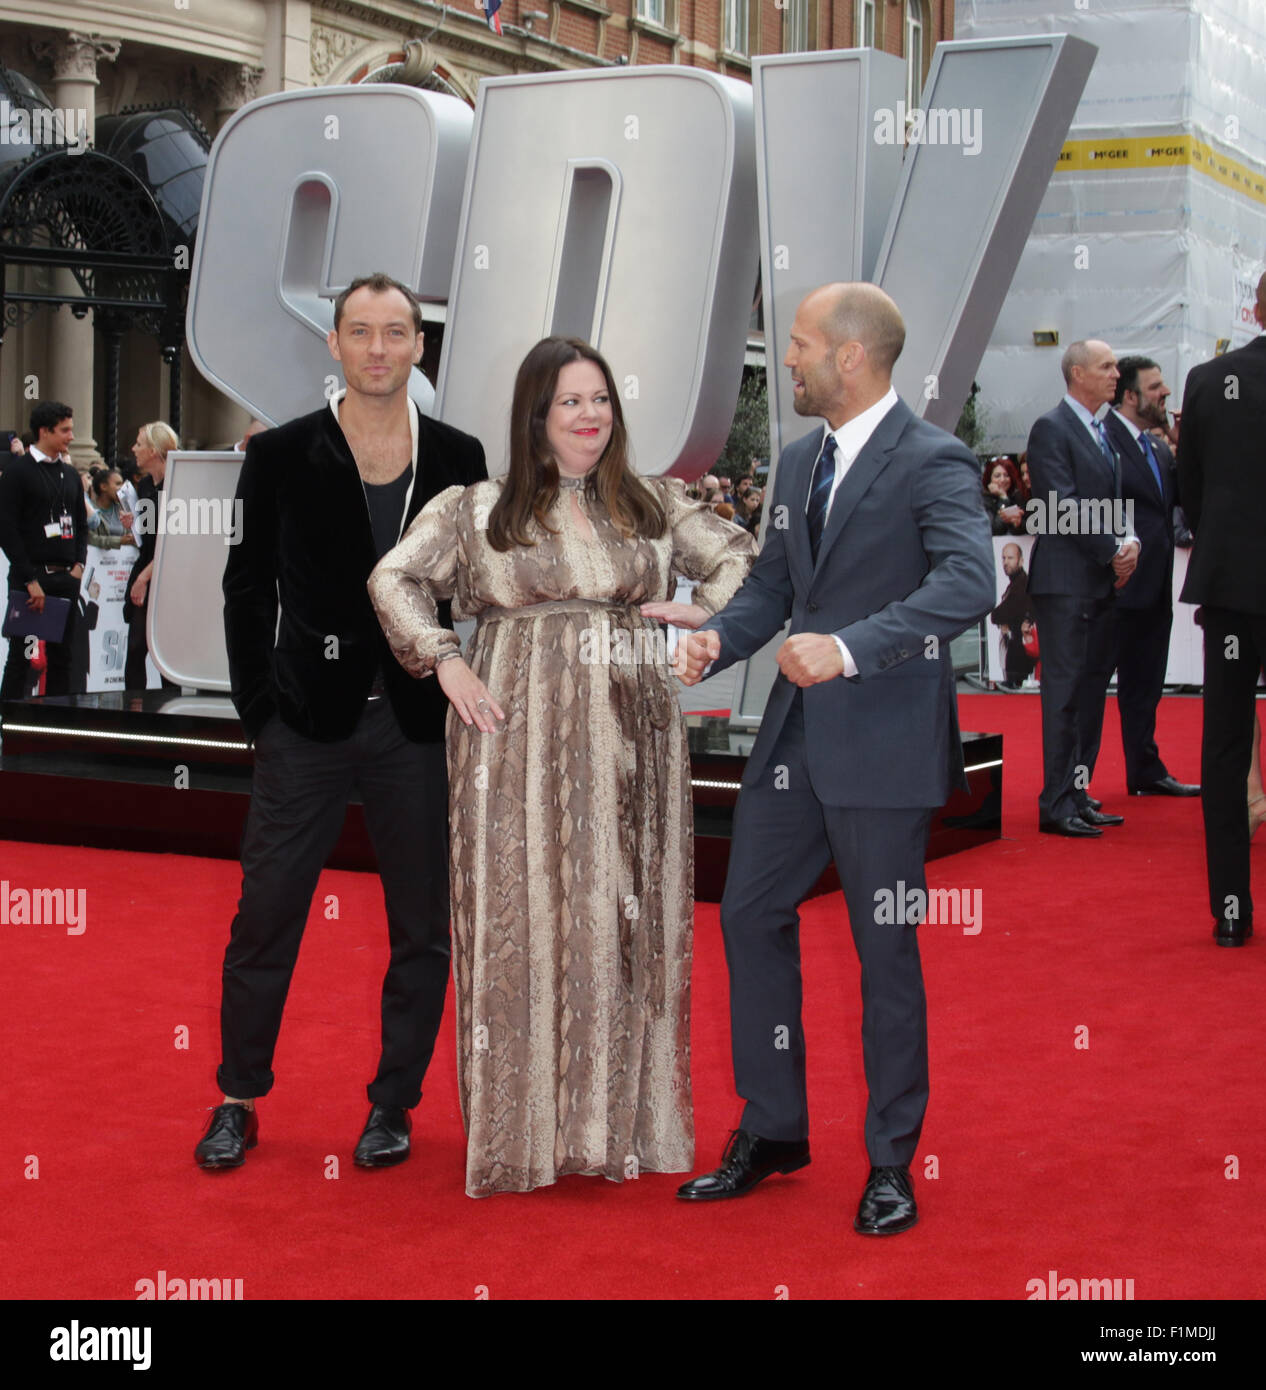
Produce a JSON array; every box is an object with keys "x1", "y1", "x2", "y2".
[
  {"x1": 1040, "y1": 816, "x2": 1102, "y2": 837},
  {"x1": 854, "y1": 1165, "x2": 918, "y2": 1236},
  {"x1": 195, "y1": 1103, "x2": 258, "y2": 1169},
  {"x1": 1132, "y1": 776, "x2": 1200, "y2": 797},
  {"x1": 1079, "y1": 807, "x2": 1124, "y2": 827},
  {"x1": 676, "y1": 1129, "x2": 810, "y2": 1200},
  {"x1": 1085, "y1": 796, "x2": 1103, "y2": 812},
  {"x1": 354, "y1": 1104, "x2": 411, "y2": 1166},
  {"x1": 1214, "y1": 917, "x2": 1252, "y2": 947}
]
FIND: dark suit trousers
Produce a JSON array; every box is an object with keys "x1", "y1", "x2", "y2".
[
  {"x1": 217, "y1": 698, "x2": 450, "y2": 1107},
  {"x1": 1032, "y1": 592, "x2": 1117, "y2": 821},
  {"x1": 1197, "y1": 607, "x2": 1265, "y2": 926},
  {"x1": 1115, "y1": 599, "x2": 1173, "y2": 790},
  {"x1": 1, "y1": 568, "x2": 80, "y2": 699},
  {"x1": 720, "y1": 694, "x2": 933, "y2": 1166}
]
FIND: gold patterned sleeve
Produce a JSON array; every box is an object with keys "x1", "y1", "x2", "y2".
[
  {"x1": 368, "y1": 483, "x2": 465, "y2": 678},
  {"x1": 657, "y1": 476, "x2": 758, "y2": 615}
]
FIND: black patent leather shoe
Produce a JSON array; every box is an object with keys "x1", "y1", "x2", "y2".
[
  {"x1": 1132, "y1": 776, "x2": 1200, "y2": 797},
  {"x1": 1040, "y1": 816, "x2": 1102, "y2": 837},
  {"x1": 854, "y1": 1165, "x2": 918, "y2": 1236},
  {"x1": 195, "y1": 1103, "x2": 258, "y2": 1169},
  {"x1": 1085, "y1": 796, "x2": 1103, "y2": 812},
  {"x1": 1080, "y1": 807, "x2": 1124, "y2": 827},
  {"x1": 354, "y1": 1104, "x2": 411, "y2": 1167},
  {"x1": 676, "y1": 1129, "x2": 810, "y2": 1200},
  {"x1": 1214, "y1": 917, "x2": 1252, "y2": 947}
]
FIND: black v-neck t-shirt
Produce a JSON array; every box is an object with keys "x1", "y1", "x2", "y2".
[
  {"x1": 362, "y1": 462, "x2": 414, "y2": 699},
  {"x1": 363, "y1": 462, "x2": 414, "y2": 561}
]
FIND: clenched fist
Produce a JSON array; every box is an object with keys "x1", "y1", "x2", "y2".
[
  {"x1": 675, "y1": 629, "x2": 721, "y2": 686},
  {"x1": 777, "y1": 632, "x2": 845, "y2": 686}
]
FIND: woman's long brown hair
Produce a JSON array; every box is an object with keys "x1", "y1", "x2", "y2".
[{"x1": 486, "y1": 336, "x2": 666, "y2": 552}]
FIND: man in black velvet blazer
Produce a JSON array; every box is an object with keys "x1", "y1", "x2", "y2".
[
  {"x1": 1178, "y1": 274, "x2": 1266, "y2": 947},
  {"x1": 1026, "y1": 339, "x2": 1140, "y2": 837},
  {"x1": 196, "y1": 273, "x2": 486, "y2": 1169},
  {"x1": 1103, "y1": 356, "x2": 1198, "y2": 799}
]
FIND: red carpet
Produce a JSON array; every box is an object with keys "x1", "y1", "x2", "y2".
[{"x1": 2, "y1": 692, "x2": 1262, "y2": 1300}]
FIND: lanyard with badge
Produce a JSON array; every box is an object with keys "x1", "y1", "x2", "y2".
[{"x1": 39, "y1": 460, "x2": 74, "y2": 540}]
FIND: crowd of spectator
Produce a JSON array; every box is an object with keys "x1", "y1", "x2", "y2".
[{"x1": 686, "y1": 463, "x2": 765, "y2": 534}]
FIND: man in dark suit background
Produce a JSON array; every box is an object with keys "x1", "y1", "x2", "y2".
[
  {"x1": 1103, "y1": 356, "x2": 1198, "y2": 798},
  {"x1": 1178, "y1": 273, "x2": 1266, "y2": 947},
  {"x1": 196, "y1": 272, "x2": 487, "y2": 1167},
  {"x1": 0, "y1": 401, "x2": 86, "y2": 700},
  {"x1": 675, "y1": 282, "x2": 994, "y2": 1234},
  {"x1": 1026, "y1": 340, "x2": 1140, "y2": 837}
]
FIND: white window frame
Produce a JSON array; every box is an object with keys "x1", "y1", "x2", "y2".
[
  {"x1": 858, "y1": 0, "x2": 876, "y2": 49},
  {"x1": 724, "y1": 0, "x2": 750, "y2": 56},
  {"x1": 784, "y1": 0, "x2": 810, "y2": 55},
  {"x1": 906, "y1": 3, "x2": 925, "y2": 110}
]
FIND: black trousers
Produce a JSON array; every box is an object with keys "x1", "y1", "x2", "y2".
[
  {"x1": 720, "y1": 694, "x2": 934, "y2": 1166},
  {"x1": 124, "y1": 601, "x2": 177, "y2": 691},
  {"x1": 217, "y1": 699, "x2": 450, "y2": 1107},
  {"x1": 1, "y1": 568, "x2": 80, "y2": 700},
  {"x1": 1115, "y1": 599, "x2": 1173, "y2": 790},
  {"x1": 1032, "y1": 591, "x2": 1117, "y2": 821},
  {"x1": 1197, "y1": 607, "x2": 1266, "y2": 927}
]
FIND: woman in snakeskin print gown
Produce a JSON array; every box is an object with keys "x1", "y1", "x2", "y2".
[{"x1": 369, "y1": 337, "x2": 755, "y2": 1196}]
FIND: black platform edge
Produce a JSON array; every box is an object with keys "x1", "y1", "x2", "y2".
[{"x1": 1, "y1": 696, "x2": 1001, "y2": 901}]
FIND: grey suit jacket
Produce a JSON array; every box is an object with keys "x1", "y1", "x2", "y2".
[
  {"x1": 1025, "y1": 400, "x2": 1124, "y2": 599},
  {"x1": 705, "y1": 396, "x2": 994, "y2": 808}
]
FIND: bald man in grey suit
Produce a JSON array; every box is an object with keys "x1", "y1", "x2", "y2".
[{"x1": 675, "y1": 284, "x2": 994, "y2": 1234}]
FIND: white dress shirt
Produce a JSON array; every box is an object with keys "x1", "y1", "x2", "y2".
[
  {"x1": 1061, "y1": 394, "x2": 1138, "y2": 556},
  {"x1": 809, "y1": 387, "x2": 899, "y2": 678}
]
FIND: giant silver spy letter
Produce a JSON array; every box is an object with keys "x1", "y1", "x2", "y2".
[
  {"x1": 435, "y1": 67, "x2": 760, "y2": 479},
  {"x1": 187, "y1": 85, "x2": 472, "y2": 425}
]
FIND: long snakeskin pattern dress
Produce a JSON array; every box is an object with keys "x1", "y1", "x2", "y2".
[{"x1": 369, "y1": 475, "x2": 755, "y2": 1196}]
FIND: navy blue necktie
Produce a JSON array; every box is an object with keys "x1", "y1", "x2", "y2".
[
  {"x1": 807, "y1": 434, "x2": 838, "y2": 563},
  {"x1": 1138, "y1": 431, "x2": 1165, "y2": 496},
  {"x1": 1094, "y1": 419, "x2": 1121, "y2": 499}
]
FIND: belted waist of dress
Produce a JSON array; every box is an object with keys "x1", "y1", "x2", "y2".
[
  {"x1": 478, "y1": 597, "x2": 650, "y2": 624},
  {"x1": 478, "y1": 597, "x2": 677, "y2": 738}
]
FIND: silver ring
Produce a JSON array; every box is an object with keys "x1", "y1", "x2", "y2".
[{"x1": 477, "y1": 699, "x2": 489, "y2": 710}]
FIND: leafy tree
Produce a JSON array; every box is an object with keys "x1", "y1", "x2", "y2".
[
  {"x1": 717, "y1": 368, "x2": 770, "y2": 477},
  {"x1": 955, "y1": 380, "x2": 990, "y2": 458}
]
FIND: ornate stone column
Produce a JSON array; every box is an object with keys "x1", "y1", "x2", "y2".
[
  {"x1": 32, "y1": 32, "x2": 122, "y2": 468},
  {"x1": 207, "y1": 62, "x2": 265, "y2": 134}
]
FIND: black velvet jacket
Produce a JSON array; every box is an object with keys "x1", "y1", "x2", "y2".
[{"x1": 223, "y1": 403, "x2": 486, "y2": 743}]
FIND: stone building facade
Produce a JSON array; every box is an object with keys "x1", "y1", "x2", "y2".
[{"x1": 0, "y1": 1, "x2": 952, "y2": 460}]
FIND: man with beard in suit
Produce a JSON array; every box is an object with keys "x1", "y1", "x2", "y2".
[
  {"x1": 674, "y1": 282, "x2": 993, "y2": 1234},
  {"x1": 1178, "y1": 273, "x2": 1266, "y2": 947},
  {"x1": 196, "y1": 273, "x2": 487, "y2": 1166},
  {"x1": 1103, "y1": 356, "x2": 1197, "y2": 799}
]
